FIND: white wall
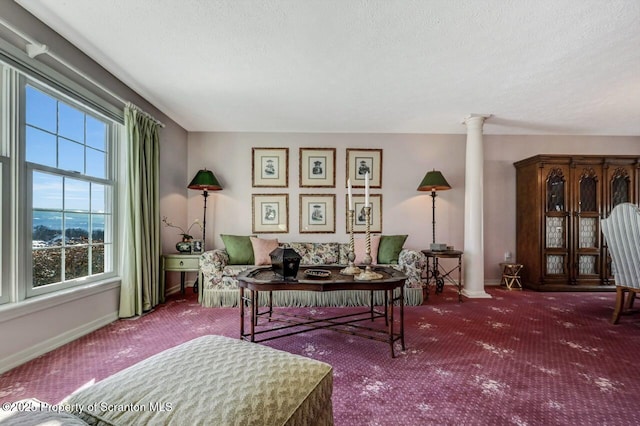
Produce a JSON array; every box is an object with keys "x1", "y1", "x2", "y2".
[
  {"x1": 189, "y1": 132, "x2": 640, "y2": 284},
  {"x1": 187, "y1": 132, "x2": 466, "y2": 249}
]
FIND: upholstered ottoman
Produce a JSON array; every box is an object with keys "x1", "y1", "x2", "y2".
[{"x1": 65, "y1": 335, "x2": 334, "y2": 425}]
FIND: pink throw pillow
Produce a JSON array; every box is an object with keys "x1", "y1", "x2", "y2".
[
  {"x1": 354, "y1": 235, "x2": 380, "y2": 265},
  {"x1": 250, "y1": 237, "x2": 279, "y2": 265}
]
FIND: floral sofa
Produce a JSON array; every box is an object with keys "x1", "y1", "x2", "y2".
[{"x1": 199, "y1": 241, "x2": 427, "y2": 307}]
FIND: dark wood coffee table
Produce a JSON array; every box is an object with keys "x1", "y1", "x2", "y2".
[{"x1": 237, "y1": 265, "x2": 407, "y2": 357}]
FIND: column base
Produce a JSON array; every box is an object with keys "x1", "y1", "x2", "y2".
[{"x1": 461, "y1": 288, "x2": 492, "y2": 299}]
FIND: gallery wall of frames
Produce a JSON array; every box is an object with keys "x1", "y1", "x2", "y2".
[{"x1": 251, "y1": 147, "x2": 383, "y2": 234}]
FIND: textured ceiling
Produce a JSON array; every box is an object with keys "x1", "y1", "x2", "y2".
[{"x1": 14, "y1": 0, "x2": 640, "y2": 135}]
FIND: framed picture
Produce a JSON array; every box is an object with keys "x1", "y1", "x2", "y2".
[
  {"x1": 252, "y1": 148, "x2": 289, "y2": 187},
  {"x1": 346, "y1": 148, "x2": 382, "y2": 188},
  {"x1": 300, "y1": 194, "x2": 336, "y2": 233},
  {"x1": 191, "y1": 239, "x2": 203, "y2": 254},
  {"x1": 252, "y1": 194, "x2": 289, "y2": 233},
  {"x1": 346, "y1": 194, "x2": 382, "y2": 233},
  {"x1": 299, "y1": 148, "x2": 336, "y2": 187}
]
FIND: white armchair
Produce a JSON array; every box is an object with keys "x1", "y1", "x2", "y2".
[{"x1": 600, "y1": 202, "x2": 640, "y2": 324}]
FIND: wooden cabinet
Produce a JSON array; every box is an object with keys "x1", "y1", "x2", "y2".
[{"x1": 514, "y1": 155, "x2": 639, "y2": 291}]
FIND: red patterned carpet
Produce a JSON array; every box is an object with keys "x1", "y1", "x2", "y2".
[{"x1": 2, "y1": 286, "x2": 640, "y2": 425}]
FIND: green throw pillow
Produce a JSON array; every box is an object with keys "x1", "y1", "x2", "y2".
[
  {"x1": 377, "y1": 235, "x2": 408, "y2": 264},
  {"x1": 221, "y1": 234, "x2": 255, "y2": 265}
]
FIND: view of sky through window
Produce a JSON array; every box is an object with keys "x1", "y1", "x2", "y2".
[
  {"x1": 25, "y1": 83, "x2": 113, "y2": 286},
  {"x1": 26, "y1": 85, "x2": 108, "y2": 212}
]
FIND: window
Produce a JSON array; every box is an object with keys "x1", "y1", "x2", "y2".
[
  {"x1": 24, "y1": 82, "x2": 116, "y2": 296},
  {"x1": 0, "y1": 55, "x2": 120, "y2": 305}
]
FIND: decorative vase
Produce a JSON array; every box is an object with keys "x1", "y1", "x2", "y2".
[{"x1": 176, "y1": 240, "x2": 192, "y2": 253}]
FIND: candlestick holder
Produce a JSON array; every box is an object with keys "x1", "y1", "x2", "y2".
[
  {"x1": 356, "y1": 206, "x2": 383, "y2": 280},
  {"x1": 341, "y1": 209, "x2": 362, "y2": 275}
]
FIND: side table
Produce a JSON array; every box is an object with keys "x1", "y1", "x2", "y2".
[
  {"x1": 422, "y1": 249, "x2": 464, "y2": 302},
  {"x1": 161, "y1": 253, "x2": 200, "y2": 295},
  {"x1": 499, "y1": 262, "x2": 523, "y2": 290}
]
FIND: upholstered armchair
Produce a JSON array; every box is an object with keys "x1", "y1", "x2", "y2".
[{"x1": 600, "y1": 202, "x2": 640, "y2": 324}]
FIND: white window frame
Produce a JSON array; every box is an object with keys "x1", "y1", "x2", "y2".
[
  {"x1": 0, "y1": 156, "x2": 9, "y2": 304},
  {"x1": 20, "y1": 77, "x2": 118, "y2": 298},
  {"x1": 0, "y1": 62, "x2": 12, "y2": 305},
  {"x1": 0, "y1": 50, "x2": 121, "y2": 306}
]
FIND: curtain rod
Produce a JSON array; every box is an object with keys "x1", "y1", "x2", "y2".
[
  {"x1": 126, "y1": 102, "x2": 166, "y2": 127},
  {"x1": 0, "y1": 16, "x2": 166, "y2": 128}
]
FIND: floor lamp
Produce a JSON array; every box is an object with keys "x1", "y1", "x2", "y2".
[
  {"x1": 417, "y1": 169, "x2": 451, "y2": 246},
  {"x1": 188, "y1": 169, "x2": 222, "y2": 252}
]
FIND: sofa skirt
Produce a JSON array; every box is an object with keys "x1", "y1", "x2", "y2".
[{"x1": 201, "y1": 287, "x2": 423, "y2": 307}]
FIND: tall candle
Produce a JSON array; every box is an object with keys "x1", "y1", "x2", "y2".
[
  {"x1": 347, "y1": 179, "x2": 353, "y2": 210},
  {"x1": 364, "y1": 172, "x2": 370, "y2": 207}
]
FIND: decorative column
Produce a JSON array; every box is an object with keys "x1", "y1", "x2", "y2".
[{"x1": 462, "y1": 114, "x2": 491, "y2": 298}]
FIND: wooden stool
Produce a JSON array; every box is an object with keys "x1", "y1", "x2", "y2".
[{"x1": 500, "y1": 262, "x2": 523, "y2": 290}]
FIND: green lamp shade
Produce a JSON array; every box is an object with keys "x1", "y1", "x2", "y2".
[
  {"x1": 188, "y1": 169, "x2": 222, "y2": 190},
  {"x1": 417, "y1": 170, "x2": 451, "y2": 192}
]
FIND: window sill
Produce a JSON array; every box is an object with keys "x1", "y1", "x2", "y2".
[{"x1": 0, "y1": 278, "x2": 121, "y2": 323}]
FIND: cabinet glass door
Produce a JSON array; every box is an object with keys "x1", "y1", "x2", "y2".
[
  {"x1": 603, "y1": 166, "x2": 634, "y2": 282},
  {"x1": 611, "y1": 170, "x2": 630, "y2": 207},
  {"x1": 577, "y1": 216, "x2": 598, "y2": 275},
  {"x1": 547, "y1": 172, "x2": 565, "y2": 212},
  {"x1": 575, "y1": 168, "x2": 600, "y2": 278},
  {"x1": 545, "y1": 168, "x2": 567, "y2": 276}
]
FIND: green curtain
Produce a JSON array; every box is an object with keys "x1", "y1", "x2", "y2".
[{"x1": 119, "y1": 105, "x2": 162, "y2": 318}]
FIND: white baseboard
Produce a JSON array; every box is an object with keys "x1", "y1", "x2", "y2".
[{"x1": 0, "y1": 311, "x2": 118, "y2": 374}]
